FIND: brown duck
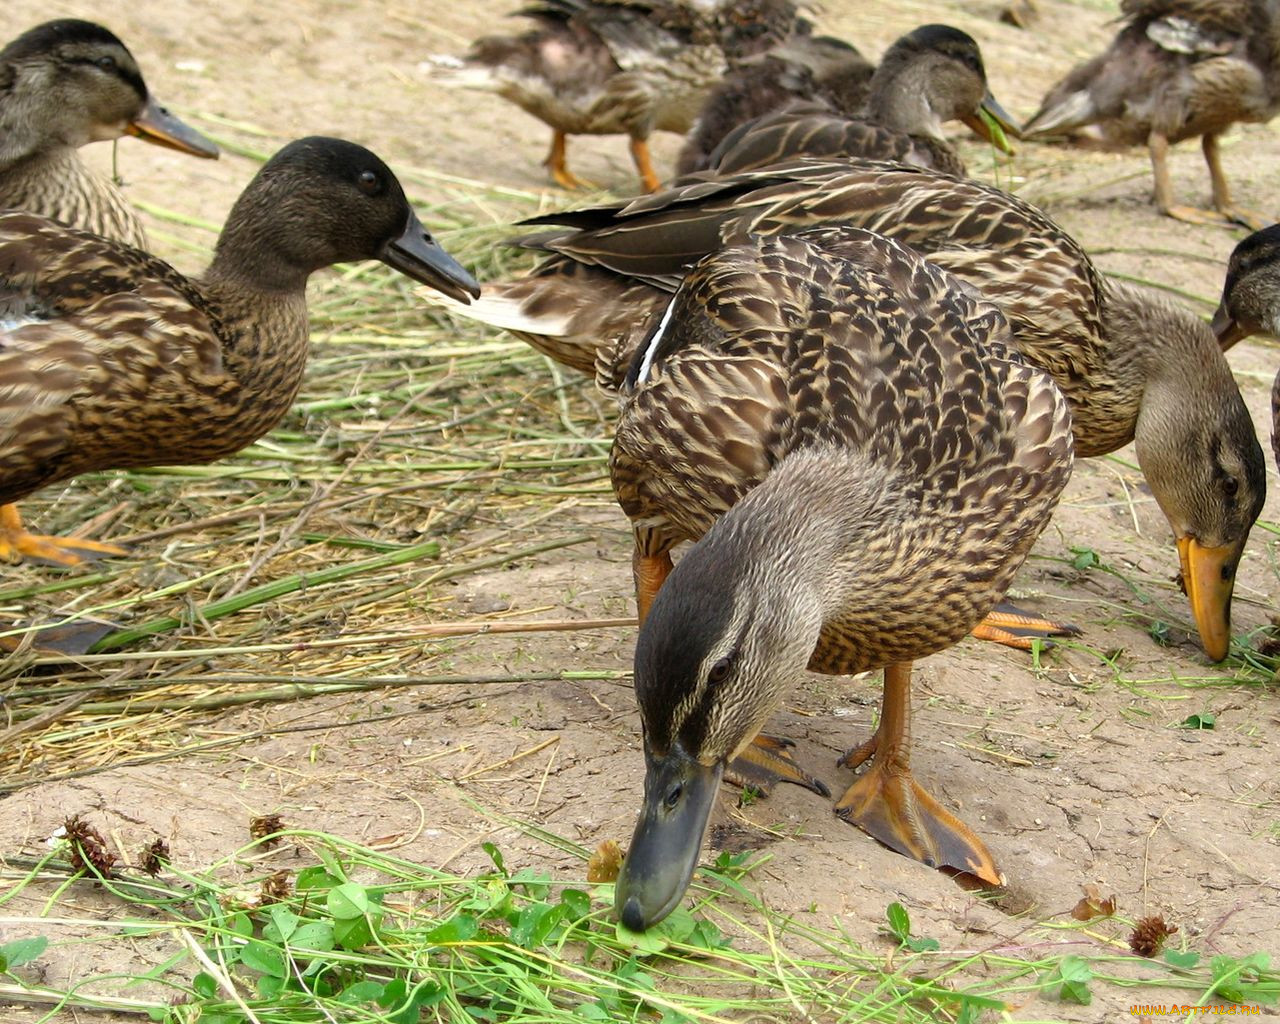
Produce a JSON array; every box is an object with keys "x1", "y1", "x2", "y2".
[
  {"x1": 609, "y1": 228, "x2": 1074, "y2": 929},
  {"x1": 1023, "y1": 0, "x2": 1280, "y2": 227},
  {"x1": 0, "y1": 19, "x2": 219, "y2": 249},
  {"x1": 705, "y1": 24, "x2": 1018, "y2": 177},
  {"x1": 1211, "y1": 223, "x2": 1280, "y2": 470},
  {"x1": 0, "y1": 136, "x2": 479, "y2": 565},
  {"x1": 426, "y1": 0, "x2": 799, "y2": 192},
  {"x1": 426, "y1": 159, "x2": 1265, "y2": 660}
]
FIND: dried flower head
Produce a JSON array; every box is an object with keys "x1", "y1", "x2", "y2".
[
  {"x1": 259, "y1": 870, "x2": 293, "y2": 905},
  {"x1": 63, "y1": 814, "x2": 117, "y2": 877},
  {"x1": 139, "y1": 838, "x2": 170, "y2": 877},
  {"x1": 1129, "y1": 915, "x2": 1179, "y2": 957},
  {"x1": 249, "y1": 813, "x2": 286, "y2": 848},
  {"x1": 587, "y1": 839, "x2": 623, "y2": 883}
]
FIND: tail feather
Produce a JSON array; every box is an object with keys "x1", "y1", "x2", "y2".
[{"x1": 419, "y1": 284, "x2": 575, "y2": 337}]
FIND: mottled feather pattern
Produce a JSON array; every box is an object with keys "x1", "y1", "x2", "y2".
[
  {"x1": 0, "y1": 210, "x2": 310, "y2": 503},
  {"x1": 612, "y1": 230, "x2": 1074, "y2": 673}
]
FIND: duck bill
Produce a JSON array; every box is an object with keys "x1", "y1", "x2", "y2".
[
  {"x1": 962, "y1": 92, "x2": 1020, "y2": 153},
  {"x1": 1210, "y1": 303, "x2": 1249, "y2": 350},
  {"x1": 380, "y1": 208, "x2": 480, "y2": 304},
  {"x1": 127, "y1": 97, "x2": 220, "y2": 159},
  {"x1": 1176, "y1": 535, "x2": 1239, "y2": 662},
  {"x1": 615, "y1": 746, "x2": 722, "y2": 932}
]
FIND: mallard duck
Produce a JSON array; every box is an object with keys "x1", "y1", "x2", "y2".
[
  {"x1": 704, "y1": 24, "x2": 1018, "y2": 177},
  {"x1": 425, "y1": 159, "x2": 1265, "y2": 660},
  {"x1": 1022, "y1": 0, "x2": 1280, "y2": 227},
  {"x1": 1211, "y1": 223, "x2": 1280, "y2": 470},
  {"x1": 427, "y1": 0, "x2": 799, "y2": 191},
  {"x1": 1, "y1": 19, "x2": 219, "y2": 249},
  {"x1": 0, "y1": 136, "x2": 479, "y2": 566},
  {"x1": 674, "y1": 32, "x2": 874, "y2": 176},
  {"x1": 609, "y1": 228, "x2": 1075, "y2": 929}
]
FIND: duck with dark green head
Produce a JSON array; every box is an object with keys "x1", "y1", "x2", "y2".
[{"x1": 608, "y1": 227, "x2": 1074, "y2": 930}]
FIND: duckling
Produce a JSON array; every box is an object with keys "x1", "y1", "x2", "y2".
[
  {"x1": 1, "y1": 19, "x2": 219, "y2": 249},
  {"x1": 705, "y1": 24, "x2": 1018, "y2": 177},
  {"x1": 674, "y1": 32, "x2": 874, "y2": 176},
  {"x1": 424, "y1": 159, "x2": 1265, "y2": 660},
  {"x1": 1211, "y1": 223, "x2": 1280, "y2": 469},
  {"x1": 427, "y1": 0, "x2": 799, "y2": 192},
  {"x1": 1022, "y1": 0, "x2": 1280, "y2": 228},
  {"x1": 0, "y1": 136, "x2": 479, "y2": 566},
  {"x1": 610, "y1": 228, "x2": 1074, "y2": 929}
]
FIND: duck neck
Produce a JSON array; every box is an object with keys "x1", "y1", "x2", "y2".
[
  {"x1": 0, "y1": 148, "x2": 145, "y2": 249},
  {"x1": 700, "y1": 446, "x2": 901, "y2": 624},
  {"x1": 204, "y1": 214, "x2": 315, "y2": 296}
]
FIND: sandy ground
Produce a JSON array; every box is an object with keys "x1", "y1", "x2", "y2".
[{"x1": 1, "y1": 1, "x2": 1278, "y2": 1021}]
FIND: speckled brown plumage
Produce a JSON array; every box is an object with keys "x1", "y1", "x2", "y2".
[
  {"x1": 674, "y1": 32, "x2": 873, "y2": 176},
  {"x1": 1023, "y1": 0, "x2": 1280, "y2": 225},
  {"x1": 0, "y1": 136, "x2": 479, "y2": 564},
  {"x1": 0, "y1": 20, "x2": 218, "y2": 248},
  {"x1": 426, "y1": 158, "x2": 1263, "y2": 659},
  {"x1": 704, "y1": 24, "x2": 1016, "y2": 177},
  {"x1": 610, "y1": 229, "x2": 1073, "y2": 929},
  {"x1": 427, "y1": 0, "x2": 800, "y2": 190}
]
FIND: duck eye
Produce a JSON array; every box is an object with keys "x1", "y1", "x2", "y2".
[
  {"x1": 664, "y1": 784, "x2": 683, "y2": 809},
  {"x1": 1223, "y1": 476, "x2": 1239, "y2": 497},
  {"x1": 707, "y1": 656, "x2": 732, "y2": 684},
  {"x1": 95, "y1": 55, "x2": 116, "y2": 71},
  {"x1": 356, "y1": 170, "x2": 381, "y2": 195}
]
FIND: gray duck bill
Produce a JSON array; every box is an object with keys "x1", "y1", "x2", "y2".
[
  {"x1": 127, "y1": 97, "x2": 220, "y2": 159},
  {"x1": 381, "y1": 208, "x2": 480, "y2": 303},
  {"x1": 615, "y1": 744, "x2": 723, "y2": 931}
]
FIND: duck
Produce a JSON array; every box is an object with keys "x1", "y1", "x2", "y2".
[
  {"x1": 1022, "y1": 0, "x2": 1280, "y2": 228},
  {"x1": 609, "y1": 227, "x2": 1075, "y2": 930},
  {"x1": 0, "y1": 136, "x2": 479, "y2": 566},
  {"x1": 1, "y1": 19, "x2": 220, "y2": 249},
  {"x1": 704, "y1": 24, "x2": 1018, "y2": 178},
  {"x1": 674, "y1": 31, "x2": 874, "y2": 176},
  {"x1": 424, "y1": 159, "x2": 1265, "y2": 660},
  {"x1": 426, "y1": 0, "x2": 800, "y2": 192},
  {"x1": 1210, "y1": 223, "x2": 1280, "y2": 470}
]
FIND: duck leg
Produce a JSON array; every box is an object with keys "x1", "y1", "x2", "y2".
[
  {"x1": 543, "y1": 131, "x2": 594, "y2": 190},
  {"x1": 1149, "y1": 131, "x2": 1263, "y2": 228},
  {"x1": 1202, "y1": 134, "x2": 1269, "y2": 230},
  {"x1": 834, "y1": 662, "x2": 1003, "y2": 886},
  {"x1": 628, "y1": 136, "x2": 662, "y2": 193},
  {"x1": 970, "y1": 599, "x2": 1080, "y2": 651},
  {"x1": 0, "y1": 503, "x2": 128, "y2": 566},
  {"x1": 727, "y1": 732, "x2": 830, "y2": 797}
]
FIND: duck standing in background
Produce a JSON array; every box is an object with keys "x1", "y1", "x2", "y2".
[
  {"x1": 0, "y1": 137, "x2": 478, "y2": 566},
  {"x1": 1022, "y1": 0, "x2": 1280, "y2": 227},
  {"x1": 426, "y1": 0, "x2": 799, "y2": 191},
  {"x1": 1, "y1": 19, "x2": 219, "y2": 249},
  {"x1": 609, "y1": 228, "x2": 1074, "y2": 929}
]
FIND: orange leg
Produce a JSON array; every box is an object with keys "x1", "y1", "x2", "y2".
[
  {"x1": 1149, "y1": 130, "x2": 1263, "y2": 228},
  {"x1": 543, "y1": 130, "x2": 594, "y2": 190},
  {"x1": 970, "y1": 599, "x2": 1080, "y2": 651},
  {"x1": 632, "y1": 547, "x2": 674, "y2": 626},
  {"x1": 0, "y1": 503, "x2": 128, "y2": 566},
  {"x1": 834, "y1": 662, "x2": 1003, "y2": 886},
  {"x1": 629, "y1": 136, "x2": 661, "y2": 193}
]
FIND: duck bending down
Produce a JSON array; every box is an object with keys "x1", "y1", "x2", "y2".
[
  {"x1": 1022, "y1": 0, "x2": 1280, "y2": 228},
  {"x1": 426, "y1": 0, "x2": 799, "y2": 192},
  {"x1": 705, "y1": 24, "x2": 1018, "y2": 177},
  {"x1": 1, "y1": 19, "x2": 219, "y2": 250},
  {"x1": 609, "y1": 229, "x2": 1075, "y2": 930},
  {"x1": 1211, "y1": 223, "x2": 1280, "y2": 470},
  {"x1": 424, "y1": 159, "x2": 1264, "y2": 660},
  {"x1": 0, "y1": 136, "x2": 479, "y2": 566}
]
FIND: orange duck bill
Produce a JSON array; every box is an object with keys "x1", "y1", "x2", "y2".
[{"x1": 127, "y1": 96, "x2": 220, "y2": 159}]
